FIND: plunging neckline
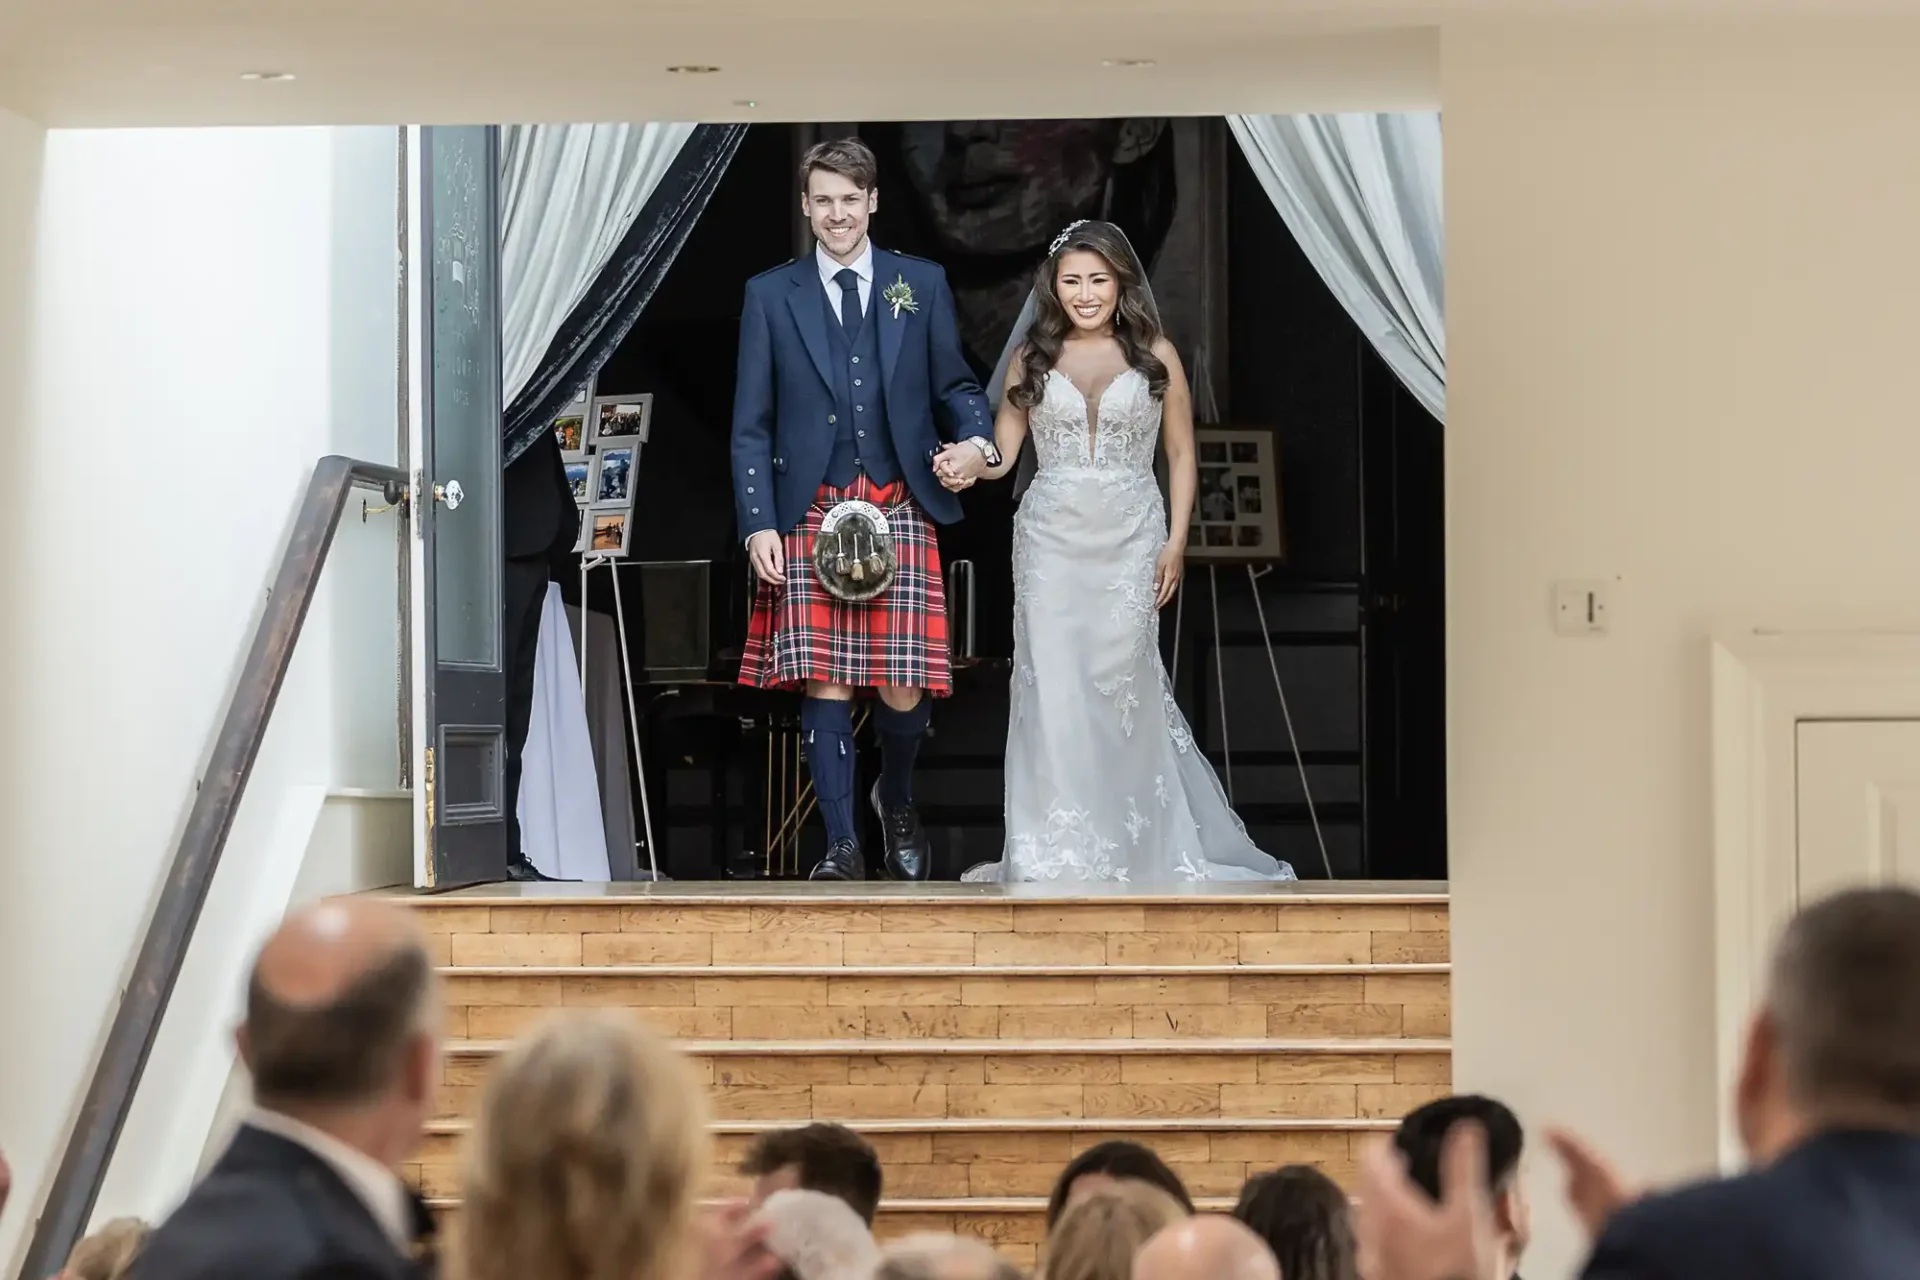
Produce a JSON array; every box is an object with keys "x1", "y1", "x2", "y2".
[{"x1": 1049, "y1": 367, "x2": 1136, "y2": 459}]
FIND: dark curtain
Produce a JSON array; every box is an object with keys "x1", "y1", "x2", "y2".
[{"x1": 503, "y1": 123, "x2": 748, "y2": 466}]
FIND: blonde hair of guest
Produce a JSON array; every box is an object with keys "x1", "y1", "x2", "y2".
[
  {"x1": 454, "y1": 1011, "x2": 712, "y2": 1280},
  {"x1": 1042, "y1": 1181, "x2": 1188, "y2": 1280},
  {"x1": 62, "y1": 1217, "x2": 148, "y2": 1280}
]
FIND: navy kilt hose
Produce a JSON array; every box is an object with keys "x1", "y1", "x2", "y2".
[{"x1": 738, "y1": 474, "x2": 951, "y2": 695}]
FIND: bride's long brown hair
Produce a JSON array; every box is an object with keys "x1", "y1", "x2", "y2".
[{"x1": 1009, "y1": 220, "x2": 1168, "y2": 411}]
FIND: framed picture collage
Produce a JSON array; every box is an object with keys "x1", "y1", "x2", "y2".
[
  {"x1": 553, "y1": 381, "x2": 650, "y2": 558},
  {"x1": 1190, "y1": 427, "x2": 1284, "y2": 562}
]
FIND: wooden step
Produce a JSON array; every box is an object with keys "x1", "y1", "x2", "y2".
[
  {"x1": 400, "y1": 882, "x2": 1445, "y2": 906},
  {"x1": 408, "y1": 1115, "x2": 1402, "y2": 1201},
  {"x1": 409, "y1": 896, "x2": 1448, "y2": 970},
  {"x1": 435, "y1": 1037, "x2": 1449, "y2": 1123},
  {"x1": 439, "y1": 965, "x2": 1451, "y2": 1042}
]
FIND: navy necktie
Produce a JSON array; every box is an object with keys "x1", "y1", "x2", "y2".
[{"x1": 835, "y1": 268, "x2": 862, "y2": 337}]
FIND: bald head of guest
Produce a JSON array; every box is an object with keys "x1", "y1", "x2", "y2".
[
  {"x1": 1133, "y1": 1216, "x2": 1279, "y2": 1280},
  {"x1": 236, "y1": 898, "x2": 440, "y2": 1166}
]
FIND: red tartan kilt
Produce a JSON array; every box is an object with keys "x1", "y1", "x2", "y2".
[{"x1": 738, "y1": 476, "x2": 951, "y2": 695}]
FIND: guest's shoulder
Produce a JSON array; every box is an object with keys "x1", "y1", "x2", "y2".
[
  {"x1": 1582, "y1": 1170, "x2": 1777, "y2": 1277},
  {"x1": 1609, "y1": 1168, "x2": 1772, "y2": 1235},
  {"x1": 131, "y1": 1194, "x2": 331, "y2": 1280}
]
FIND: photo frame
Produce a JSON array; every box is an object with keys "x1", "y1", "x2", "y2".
[
  {"x1": 1188, "y1": 427, "x2": 1283, "y2": 563},
  {"x1": 552, "y1": 411, "x2": 586, "y2": 457},
  {"x1": 592, "y1": 446, "x2": 635, "y2": 509},
  {"x1": 550, "y1": 376, "x2": 595, "y2": 460},
  {"x1": 564, "y1": 458, "x2": 592, "y2": 505},
  {"x1": 588, "y1": 510, "x2": 633, "y2": 557},
  {"x1": 591, "y1": 393, "x2": 652, "y2": 446}
]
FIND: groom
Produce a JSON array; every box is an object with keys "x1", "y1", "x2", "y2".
[{"x1": 732, "y1": 137, "x2": 998, "y2": 881}]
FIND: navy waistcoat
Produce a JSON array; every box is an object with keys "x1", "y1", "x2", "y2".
[{"x1": 820, "y1": 284, "x2": 898, "y2": 487}]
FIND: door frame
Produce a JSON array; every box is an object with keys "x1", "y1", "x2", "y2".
[
  {"x1": 1708, "y1": 618, "x2": 1920, "y2": 1168},
  {"x1": 405, "y1": 125, "x2": 430, "y2": 888}
]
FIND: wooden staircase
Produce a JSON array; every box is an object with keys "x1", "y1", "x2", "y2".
[{"x1": 400, "y1": 883, "x2": 1450, "y2": 1269}]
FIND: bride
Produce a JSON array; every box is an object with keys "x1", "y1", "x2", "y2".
[{"x1": 934, "y1": 220, "x2": 1294, "y2": 883}]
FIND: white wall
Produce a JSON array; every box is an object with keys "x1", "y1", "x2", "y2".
[
  {"x1": 0, "y1": 126, "x2": 406, "y2": 1270},
  {"x1": 1443, "y1": 18, "x2": 1920, "y2": 1277},
  {"x1": 0, "y1": 113, "x2": 38, "y2": 484}
]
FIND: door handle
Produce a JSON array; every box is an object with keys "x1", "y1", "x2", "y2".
[{"x1": 432, "y1": 480, "x2": 465, "y2": 511}]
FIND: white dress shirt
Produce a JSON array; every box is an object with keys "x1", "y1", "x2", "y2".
[
  {"x1": 816, "y1": 238, "x2": 873, "y2": 318},
  {"x1": 246, "y1": 1107, "x2": 412, "y2": 1252}
]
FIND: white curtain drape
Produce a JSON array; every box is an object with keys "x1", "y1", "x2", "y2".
[
  {"x1": 519, "y1": 583, "x2": 614, "y2": 881},
  {"x1": 1227, "y1": 113, "x2": 1445, "y2": 421},
  {"x1": 500, "y1": 122, "x2": 697, "y2": 403}
]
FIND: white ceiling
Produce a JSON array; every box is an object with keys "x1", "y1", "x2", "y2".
[{"x1": 0, "y1": 0, "x2": 1912, "y2": 127}]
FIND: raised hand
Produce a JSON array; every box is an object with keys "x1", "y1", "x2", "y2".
[
  {"x1": 697, "y1": 1201, "x2": 782, "y2": 1280},
  {"x1": 1354, "y1": 1123, "x2": 1502, "y2": 1280},
  {"x1": 1547, "y1": 1127, "x2": 1639, "y2": 1240}
]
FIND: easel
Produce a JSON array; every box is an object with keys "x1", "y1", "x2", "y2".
[
  {"x1": 575, "y1": 553, "x2": 662, "y2": 879},
  {"x1": 1169, "y1": 563, "x2": 1334, "y2": 879}
]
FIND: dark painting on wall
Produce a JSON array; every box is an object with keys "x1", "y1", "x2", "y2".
[{"x1": 812, "y1": 120, "x2": 1228, "y2": 412}]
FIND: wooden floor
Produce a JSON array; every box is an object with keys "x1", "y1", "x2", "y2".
[{"x1": 399, "y1": 881, "x2": 1450, "y2": 1267}]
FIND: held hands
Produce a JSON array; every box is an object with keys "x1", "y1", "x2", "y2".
[
  {"x1": 746, "y1": 530, "x2": 785, "y2": 586},
  {"x1": 933, "y1": 442, "x2": 986, "y2": 491},
  {"x1": 1153, "y1": 542, "x2": 1184, "y2": 608}
]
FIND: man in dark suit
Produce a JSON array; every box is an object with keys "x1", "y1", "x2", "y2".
[
  {"x1": 732, "y1": 137, "x2": 992, "y2": 882},
  {"x1": 1570, "y1": 884, "x2": 1920, "y2": 1279},
  {"x1": 128, "y1": 900, "x2": 441, "y2": 1280},
  {"x1": 1352, "y1": 885, "x2": 1920, "y2": 1280},
  {"x1": 501, "y1": 425, "x2": 579, "y2": 881}
]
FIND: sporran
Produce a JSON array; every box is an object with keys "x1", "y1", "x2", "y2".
[{"x1": 811, "y1": 498, "x2": 897, "y2": 602}]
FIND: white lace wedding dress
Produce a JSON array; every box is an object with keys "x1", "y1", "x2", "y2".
[{"x1": 963, "y1": 368, "x2": 1296, "y2": 884}]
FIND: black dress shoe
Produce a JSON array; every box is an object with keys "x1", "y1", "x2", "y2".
[
  {"x1": 810, "y1": 838, "x2": 866, "y2": 881},
  {"x1": 505, "y1": 855, "x2": 563, "y2": 883},
  {"x1": 871, "y1": 782, "x2": 932, "y2": 882}
]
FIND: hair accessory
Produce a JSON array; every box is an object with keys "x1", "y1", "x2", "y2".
[{"x1": 1048, "y1": 219, "x2": 1090, "y2": 256}]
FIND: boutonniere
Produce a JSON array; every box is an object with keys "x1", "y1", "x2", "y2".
[{"x1": 882, "y1": 275, "x2": 918, "y2": 319}]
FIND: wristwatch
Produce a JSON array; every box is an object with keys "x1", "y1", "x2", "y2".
[{"x1": 966, "y1": 435, "x2": 1001, "y2": 468}]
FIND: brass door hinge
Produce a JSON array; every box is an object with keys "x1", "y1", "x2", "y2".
[{"x1": 422, "y1": 745, "x2": 437, "y2": 888}]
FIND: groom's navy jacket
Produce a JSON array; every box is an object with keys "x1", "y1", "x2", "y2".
[{"x1": 732, "y1": 247, "x2": 989, "y2": 539}]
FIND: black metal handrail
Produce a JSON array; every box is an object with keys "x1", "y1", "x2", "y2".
[{"x1": 18, "y1": 456, "x2": 408, "y2": 1280}]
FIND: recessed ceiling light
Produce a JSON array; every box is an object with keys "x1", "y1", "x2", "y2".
[
  {"x1": 667, "y1": 64, "x2": 721, "y2": 75},
  {"x1": 239, "y1": 71, "x2": 296, "y2": 82},
  {"x1": 1102, "y1": 58, "x2": 1156, "y2": 68},
  {"x1": 733, "y1": 99, "x2": 758, "y2": 108}
]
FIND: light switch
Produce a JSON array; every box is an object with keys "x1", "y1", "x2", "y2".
[{"x1": 1553, "y1": 580, "x2": 1611, "y2": 636}]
